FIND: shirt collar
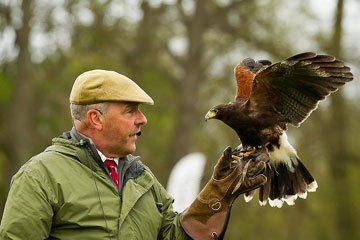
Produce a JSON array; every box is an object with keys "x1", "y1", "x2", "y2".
[{"x1": 97, "y1": 149, "x2": 119, "y2": 166}]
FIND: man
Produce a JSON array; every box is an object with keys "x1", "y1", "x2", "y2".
[{"x1": 0, "y1": 69, "x2": 268, "y2": 240}]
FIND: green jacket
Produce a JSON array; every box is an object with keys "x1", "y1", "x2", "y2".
[{"x1": 0, "y1": 128, "x2": 190, "y2": 240}]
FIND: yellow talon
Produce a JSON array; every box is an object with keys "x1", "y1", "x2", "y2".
[
  {"x1": 243, "y1": 147, "x2": 256, "y2": 157},
  {"x1": 232, "y1": 155, "x2": 241, "y2": 160}
]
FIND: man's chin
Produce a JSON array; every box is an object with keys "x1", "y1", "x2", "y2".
[
  {"x1": 112, "y1": 145, "x2": 136, "y2": 158},
  {"x1": 124, "y1": 145, "x2": 136, "y2": 156}
]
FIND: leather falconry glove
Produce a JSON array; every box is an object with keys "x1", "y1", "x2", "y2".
[{"x1": 180, "y1": 146, "x2": 269, "y2": 240}]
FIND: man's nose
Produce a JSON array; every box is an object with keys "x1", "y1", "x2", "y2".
[{"x1": 135, "y1": 111, "x2": 147, "y2": 126}]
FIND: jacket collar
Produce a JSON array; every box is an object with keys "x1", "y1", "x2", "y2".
[{"x1": 48, "y1": 127, "x2": 145, "y2": 192}]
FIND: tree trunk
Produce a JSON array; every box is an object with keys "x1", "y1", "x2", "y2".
[
  {"x1": 168, "y1": 0, "x2": 207, "y2": 172},
  {"x1": 326, "y1": 0, "x2": 357, "y2": 238},
  {"x1": 7, "y1": 0, "x2": 34, "y2": 178}
]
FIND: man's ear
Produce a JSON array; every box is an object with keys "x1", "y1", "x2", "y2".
[{"x1": 87, "y1": 109, "x2": 104, "y2": 130}]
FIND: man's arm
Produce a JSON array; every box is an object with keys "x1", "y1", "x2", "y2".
[
  {"x1": 180, "y1": 146, "x2": 269, "y2": 240},
  {"x1": 0, "y1": 167, "x2": 53, "y2": 240},
  {"x1": 150, "y1": 180, "x2": 191, "y2": 240},
  {"x1": 153, "y1": 146, "x2": 268, "y2": 240}
]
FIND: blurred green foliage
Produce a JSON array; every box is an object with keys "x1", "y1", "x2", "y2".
[{"x1": 0, "y1": 0, "x2": 359, "y2": 239}]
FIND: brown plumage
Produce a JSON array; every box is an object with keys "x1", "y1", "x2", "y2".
[{"x1": 205, "y1": 52, "x2": 353, "y2": 207}]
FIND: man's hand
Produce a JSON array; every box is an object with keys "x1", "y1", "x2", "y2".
[
  {"x1": 213, "y1": 146, "x2": 268, "y2": 196},
  {"x1": 180, "y1": 146, "x2": 269, "y2": 240}
]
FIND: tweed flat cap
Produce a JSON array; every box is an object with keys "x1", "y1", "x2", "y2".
[{"x1": 70, "y1": 69, "x2": 154, "y2": 105}]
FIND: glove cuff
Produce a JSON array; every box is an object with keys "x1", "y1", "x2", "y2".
[
  {"x1": 180, "y1": 197, "x2": 234, "y2": 240},
  {"x1": 180, "y1": 168, "x2": 240, "y2": 240}
]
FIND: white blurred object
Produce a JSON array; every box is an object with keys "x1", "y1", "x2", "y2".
[{"x1": 166, "y1": 152, "x2": 207, "y2": 212}]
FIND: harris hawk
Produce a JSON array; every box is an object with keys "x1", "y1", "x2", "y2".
[{"x1": 205, "y1": 52, "x2": 353, "y2": 207}]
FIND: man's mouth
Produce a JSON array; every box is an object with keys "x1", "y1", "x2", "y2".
[{"x1": 130, "y1": 130, "x2": 141, "y2": 137}]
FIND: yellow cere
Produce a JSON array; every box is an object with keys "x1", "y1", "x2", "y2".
[{"x1": 207, "y1": 110, "x2": 217, "y2": 118}]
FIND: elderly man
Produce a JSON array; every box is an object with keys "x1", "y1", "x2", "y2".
[{"x1": 0, "y1": 70, "x2": 268, "y2": 240}]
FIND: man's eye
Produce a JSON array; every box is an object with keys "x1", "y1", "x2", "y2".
[{"x1": 127, "y1": 107, "x2": 137, "y2": 113}]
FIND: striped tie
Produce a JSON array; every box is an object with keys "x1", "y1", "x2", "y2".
[{"x1": 104, "y1": 159, "x2": 119, "y2": 188}]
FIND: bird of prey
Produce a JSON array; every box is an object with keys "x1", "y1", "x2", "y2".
[{"x1": 205, "y1": 52, "x2": 353, "y2": 207}]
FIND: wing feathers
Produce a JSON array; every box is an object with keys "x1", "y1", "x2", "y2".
[
  {"x1": 319, "y1": 66, "x2": 351, "y2": 73},
  {"x1": 316, "y1": 60, "x2": 345, "y2": 67},
  {"x1": 258, "y1": 60, "x2": 272, "y2": 66},
  {"x1": 286, "y1": 52, "x2": 317, "y2": 61},
  {"x1": 304, "y1": 54, "x2": 335, "y2": 62},
  {"x1": 250, "y1": 52, "x2": 353, "y2": 127}
]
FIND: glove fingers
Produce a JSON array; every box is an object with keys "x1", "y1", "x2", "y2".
[
  {"x1": 255, "y1": 153, "x2": 270, "y2": 163},
  {"x1": 248, "y1": 174, "x2": 267, "y2": 189},
  {"x1": 235, "y1": 174, "x2": 267, "y2": 195},
  {"x1": 215, "y1": 146, "x2": 233, "y2": 169},
  {"x1": 232, "y1": 144, "x2": 243, "y2": 155},
  {"x1": 222, "y1": 146, "x2": 232, "y2": 160},
  {"x1": 213, "y1": 146, "x2": 233, "y2": 179},
  {"x1": 247, "y1": 161, "x2": 266, "y2": 177}
]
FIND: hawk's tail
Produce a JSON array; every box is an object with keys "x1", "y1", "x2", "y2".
[{"x1": 244, "y1": 133, "x2": 318, "y2": 207}]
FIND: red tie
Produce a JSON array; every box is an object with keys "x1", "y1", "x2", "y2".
[{"x1": 104, "y1": 160, "x2": 119, "y2": 188}]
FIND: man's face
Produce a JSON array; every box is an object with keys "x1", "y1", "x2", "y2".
[{"x1": 100, "y1": 102, "x2": 147, "y2": 157}]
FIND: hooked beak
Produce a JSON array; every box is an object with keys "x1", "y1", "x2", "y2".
[{"x1": 205, "y1": 109, "x2": 217, "y2": 122}]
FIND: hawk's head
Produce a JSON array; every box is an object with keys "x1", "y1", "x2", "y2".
[{"x1": 205, "y1": 103, "x2": 236, "y2": 122}]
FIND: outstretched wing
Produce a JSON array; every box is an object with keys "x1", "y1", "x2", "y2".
[{"x1": 250, "y1": 52, "x2": 353, "y2": 127}]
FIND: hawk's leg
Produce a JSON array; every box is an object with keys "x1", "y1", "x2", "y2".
[
  {"x1": 232, "y1": 142, "x2": 271, "y2": 160},
  {"x1": 232, "y1": 147, "x2": 257, "y2": 160},
  {"x1": 243, "y1": 147, "x2": 256, "y2": 157},
  {"x1": 231, "y1": 146, "x2": 256, "y2": 160}
]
